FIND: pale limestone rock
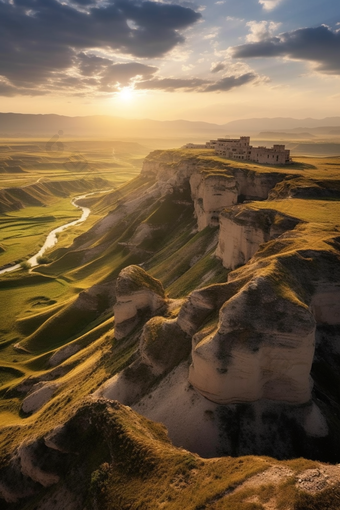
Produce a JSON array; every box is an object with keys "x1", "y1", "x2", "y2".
[
  {"x1": 216, "y1": 214, "x2": 266, "y2": 269},
  {"x1": 49, "y1": 344, "x2": 80, "y2": 367},
  {"x1": 21, "y1": 383, "x2": 58, "y2": 414},
  {"x1": 232, "y1": 168, "x2": 282, "y2": 200},
  {"x1": 177, "y1": 281, "x2": 237, "y2": 337},
  {"x1": 189, "y1": 275, "x2": 316, "y2": 405},
  {"x1": 114, "y1": 265, "x2": 166, "y2": 340},
  {"x1": 216, "y1": 207, "x2": 300, "y2": 270},
  {"x1": 189, "y1": 173, "x2": 238, "y2": 230}
]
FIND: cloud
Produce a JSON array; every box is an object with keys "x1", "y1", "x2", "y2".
[
  {"x1": 232, "y1": 24, "x2": 340, "y2": 74},
  {"x1": 211, "y1": 62, "x2": 226, "y2": 73},
  {"x1": 135, "y1": 72, "x2": 258, "y2": 92},
  {"x1": 135, "y1": 77, "x2": 210, "y2": 91},
  {"x1": 99, "y1": 62, "x2": 158, "y2": 91},
  {"x1": 203, "y1": 72, "x2": 257, "y2": 92},
  {"x1": 0, "y1": 0, "x2": 201, "y2": 95},
  {"x1": 258, "y1": 0, "x2": 283, "y2": 11},
  {"x1": 246, "y1": 21, "x2": 281, "y2": 43}
]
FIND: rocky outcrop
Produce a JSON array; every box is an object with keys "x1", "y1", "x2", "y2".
[
  {"x1": 216, "y1": 207, "x2": 300, "y2": 269},
  {"x1": 188, "y1": 273, "x2": 316, "y2": 405},
  {"x1": 0, "y1": 398, "x2": 171, "y2": 507},
  {"x1": 139, "y1": 317, "x2": 191, "y2": 375},
  {"x1": 141, "y1": 150, "x2": 287, "y2": 232},
  {"x1": 189, "y1": 172, "x2": 238, "y2": 230},
  {"x1": 21, "y1": 382, "x2": 59, "y2": 414},
  {"x1": 231, "y1": 168, "x2": 283, "y2": 201},
  {"x1": 180, "y1": 234, "x2": 340, "y2": 407},
  {"x1": 97, "y1": 315, "x2": 191, "y2": 405},
  {"x1": 114, "y1": 265, "x2": 166, "y2": 340}
]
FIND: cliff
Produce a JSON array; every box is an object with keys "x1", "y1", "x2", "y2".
[
  {"x1": 93, "y1": 150, "x2": 340, "y2": 457},
  {"x1": 216, "y1": 206, "x2": 300, "y2": 269},
  {"x1": 142, "y1": 149, "x2": 285, "y2": 231},
  {"x1": 1, "y1": 148, "x2": 340, "y2": 509}
]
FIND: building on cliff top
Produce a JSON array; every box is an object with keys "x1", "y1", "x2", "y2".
[{"x1": 184, "y1": 136, "x2": 292, "y2": 165}]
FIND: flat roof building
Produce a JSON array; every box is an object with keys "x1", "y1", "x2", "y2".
[{"x1": 211, "y1": 137, "x2": 291, "y2": 165}]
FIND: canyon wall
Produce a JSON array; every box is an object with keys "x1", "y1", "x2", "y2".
[{"x1": 109, "y1": 151, "x2": 340, "y2": 408}]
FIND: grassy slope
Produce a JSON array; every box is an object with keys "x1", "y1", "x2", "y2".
[{"x1": 0, "y1": 146, "x2": 339, "y2": 509}]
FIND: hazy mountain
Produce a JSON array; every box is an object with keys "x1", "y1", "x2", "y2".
[
  {"x1": 0, "y1": 113, "x2": 226, "y2": 139},
  {"x1": 2, "y1": 113, "x2": 340, "y2": 140},
  {"x1": 223, "y1": 117, "x2": 340, "y2": 132},
  {"x1": 257, "y1": 131, "x2": 315, "y2": 139}
]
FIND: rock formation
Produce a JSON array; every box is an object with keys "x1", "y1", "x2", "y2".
[
  {"x1": 216, "y1": 206, "x2": 300, "y2": 269},
  {"x1": 188, "y1": 271, "x2": 316, "y2": 404},
  {"x1": 113, "y1": 265, "x2": 166, "y2": 340},
  {"x1": 189, "y1": 172, "x2": 238, "y2": 230}
]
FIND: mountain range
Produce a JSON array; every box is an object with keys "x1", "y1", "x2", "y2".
[{"x1": 1, "y1": 113, "x2": 340, "y2": 139}]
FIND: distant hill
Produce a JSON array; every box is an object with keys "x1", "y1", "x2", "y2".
[
  {"x1": 257, "y1": 131, "x2": 315, "y2": 139},
  {"x1": 0, "y1": 113, "x2": 226, "y2": 140},
  {"x1": 1, "y1": 113, "x2": 340, "y2": 140},
  {"x1": 223, "y1": 117, "x2": 340, "y2": 133}
]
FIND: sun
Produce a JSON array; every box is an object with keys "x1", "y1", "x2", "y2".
[{"x1": 117, "y1": 87, "x2": 135, "y2": 102}]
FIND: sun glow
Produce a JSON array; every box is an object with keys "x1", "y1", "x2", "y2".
[{"x1": 117, "y1": 87, "x2": 135, "y2": 102}]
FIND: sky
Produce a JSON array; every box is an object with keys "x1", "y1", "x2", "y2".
[{"x1": 0, "y1": 0, "x2": 339, "y2": 123}]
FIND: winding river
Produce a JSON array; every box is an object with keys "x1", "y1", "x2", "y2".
[{"x1": 0, "y1": 190, "x2": 110, "y2": 276}]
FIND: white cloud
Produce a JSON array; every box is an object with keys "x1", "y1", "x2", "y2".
[
  {"x1": 226, "y1": 16, "x2": 244, "y2": 22},
  {"x1": 259, "y1": 0, "x2": 283, "y2": 11},
  {"x1": 246, "y1": 20, "x2": 281, "y2": 42}
]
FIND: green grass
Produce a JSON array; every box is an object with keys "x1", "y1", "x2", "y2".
[
  {"x1": 0, "y1": 200, "x2": 81, "y2": 266},
  {"x1": 0, "y1": 142, "x2": 340, "y2": 509},
  {"x1": 246, "y1": 198, "x2": 340, "y2": 225}
]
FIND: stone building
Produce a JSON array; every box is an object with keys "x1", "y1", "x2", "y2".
[
  {"x1": 250, "y1": 144, "x2": 291, "y2": 164},
  {"x1": 209, "y1": 136, "x2": 291, "y2": 165}
]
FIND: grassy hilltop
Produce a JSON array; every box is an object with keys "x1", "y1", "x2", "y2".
[{"x1": 0, "y1": 143, "x2": 340, "y2": 509}]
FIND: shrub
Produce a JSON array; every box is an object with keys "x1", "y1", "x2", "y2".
[
  {"x1": 37, "y1": 255, "x2": 51, "y2": 265},
  {"x1": 20, "y1": 261, "x2": 31, "y2": 270}
]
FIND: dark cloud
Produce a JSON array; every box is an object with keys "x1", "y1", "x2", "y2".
[
  {"x1": 135, "y1": 77, "x2": 210, "y2": 91},
  {"x1": 0, "y1": 0, "x2": 201, "y2": 95},
  {"x1": 204, "y1": 72, "x2": 257, "y2": 91},
  {"x1": 211, "y1": 63, "x2": 226, "y2": 73},
  {"x1": 135, "y1": 73, "x2": 258, "y2": 92},
  {"x1": 77, "y1": 53, "x2": 114, "y2": 77},
  {"x1": 99, "y1": 62, "x2": 158, "y2": 91},
  {"x1": 232, "y1": 25, "x2": 340, "y2": 74}
]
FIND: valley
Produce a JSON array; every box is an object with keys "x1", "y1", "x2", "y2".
[{"x1": 0, "y1": 141, "x2": 339, "y2": 510}]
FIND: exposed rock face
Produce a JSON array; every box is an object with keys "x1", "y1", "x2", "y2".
[
  {"x1": 189, "y1": 173, "x2": 238, "y2": 230},
  {"x1": 21, "y1": 382, "x2": 59, "y2": 414},
  {"x1": 141, "y1": 151, "x2": 287, "y2": 232},
  {"x1": 188, "y1": 275, "x2": 316, "y2": 405},
  {"x1": 97, "y1": 316, "x2": 191, "y2": 405},
  {"x1": 231, "y1": 168, "x2": 283, "y2": 201},
  {"x1": 216, "y1": 207, "x2": 300, "y2": 269},
  {"x1": 114, "y1": 265, "x2": 166, "y2": 340},
  {"x1": 0, "y1": 398, "x2": 171, "y2": 507}
]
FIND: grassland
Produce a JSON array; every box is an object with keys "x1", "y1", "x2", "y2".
[
  {"x1": 0, "y1": 143, "x2": 340, "y2": 509},
  {"x1": 0, "y1": 138, "x2": 149, "y2": 431}
]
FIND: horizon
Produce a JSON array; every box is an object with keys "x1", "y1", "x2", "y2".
[{"x1": 3, "y1": 111, "x2": 340, "y2": 124}]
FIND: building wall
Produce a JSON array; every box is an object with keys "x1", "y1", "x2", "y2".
[
  {"x1": 250, "y1": 146, "x2": 290, "y2": 164},
  {"x1": 186, "y1": 137, "x2": 292, "y2": 165}
]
